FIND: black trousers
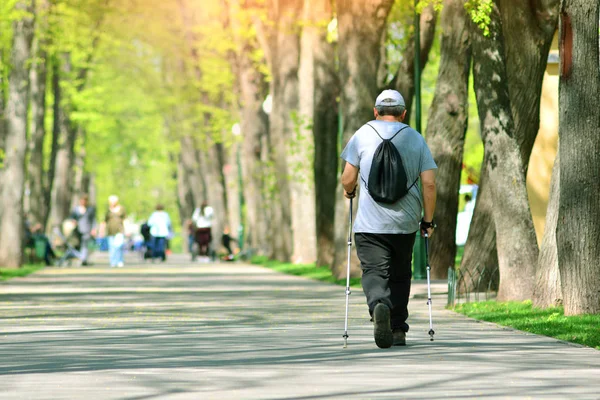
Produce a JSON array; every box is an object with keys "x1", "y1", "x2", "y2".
[{"x1": 355, "y1": 232, "x2": 416, "y2": 333}]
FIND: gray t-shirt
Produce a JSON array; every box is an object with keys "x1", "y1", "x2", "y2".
[{"x1": 341, "y1": 120, "x2": 437, "y2": 234}]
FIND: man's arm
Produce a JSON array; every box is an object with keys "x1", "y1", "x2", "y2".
[
  {"x1": 341, "y1": 162, "x2": 359, "y2": 198},
  {"x1": 420, "y1": 169, "x2": 436, "y2": 236}
]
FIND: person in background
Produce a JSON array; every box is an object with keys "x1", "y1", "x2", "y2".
[
  {"x1": 70, "y1": 194, "x2": 97, "y2": 266},
  {"x1": 105, "y1": 195, "x2": 126, "y2": 267},
  {"x1": 192, "y1": 202, "x2": 213, "y2": 259},
  {"x1": 147, "y1": 204, "x2": 171, "y2": 262},
  {"x1": 28, "y1": 223, "x2": 56, "y2": 266},
  {"x1": 222, "y1": 225, "x2": 236, "y2": 260}
]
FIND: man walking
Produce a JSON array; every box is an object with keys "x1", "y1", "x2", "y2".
[{"x1": 340, "y1": 89, "x2": 437, "y2": 348}]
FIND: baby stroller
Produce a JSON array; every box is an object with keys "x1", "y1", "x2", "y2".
[
  {"x1": 191, "y1": 227, "x2": 214, "y2": 261},
  {"x1": 51, "y1": 226, "x2": 83, "y2": 267}
]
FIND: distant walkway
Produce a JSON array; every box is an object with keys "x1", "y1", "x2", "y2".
[{"x1": 1, "y1": 252, "x2": 599, "y2": 399}]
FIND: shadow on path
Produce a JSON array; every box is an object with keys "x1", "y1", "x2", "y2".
[{"x1": 1, "y1": 253, "x2": 599, "y2": 399}]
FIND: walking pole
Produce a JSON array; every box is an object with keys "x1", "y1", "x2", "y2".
[
  {"x1": 424, "y1": 233, "x2": 435, "y2": 341},
  {"x1": 342, "y1": 198, "x2": 353, "y2": 348}
]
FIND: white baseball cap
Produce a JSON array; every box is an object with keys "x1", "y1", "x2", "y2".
[{"x1": 375, "y1": 89, "x2": 406, "y2": 108}]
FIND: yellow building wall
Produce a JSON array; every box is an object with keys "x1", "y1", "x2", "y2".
[{"x1": 526, "y1": 59, "x2": 559, "y2": 245}]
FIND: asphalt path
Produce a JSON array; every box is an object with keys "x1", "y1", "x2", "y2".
[{"x1": 1, "y1": 253, "x2": 599, "y2": 399}]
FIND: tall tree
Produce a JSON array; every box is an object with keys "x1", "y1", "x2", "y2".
[
  {"x1": 293, "y1": 0, "x2": 337, "y2": 264},
  {"x1": 0, "y1": 0, "x2": 35, "y2": 268},
  {"x1": 46, "y1": 0, "x2": 106, "y2": 232},
  {"x1": 424, "y1": 0, "x2": 471, "y2": 279},
  {"x1": 227, "y1": 0, "x2": 270, "y2": 253},
  {"x1": 44, "y1": 56, "x2": 59, "y2": 227},
  {"x1": 557, "y1": 0, "x2": 600, "y2": 315},
  {"x1": 470, "y1": 0, "x2": 539, "y2": 301},
  {"x1": 46, "y1": 53, "x2": 77, "y2": 231},
  {"x1": 332, "y1": 0, "x2": 395, "y2": 277},
  {"x1": 461, "y1": 0, "x2": 559, "y2": 289},
  {"x1": 308, "y1": 0, "x2": 339, "y2": 268},
  {"x1": 253, "y1": 0, "x2": 303, "y2": 261},
  {"x1": 26, "y1": 0, "x2": 50, "y2": 227},
  {"x1": 177, "y1": 0, "x2": 234, "y2": 252}
]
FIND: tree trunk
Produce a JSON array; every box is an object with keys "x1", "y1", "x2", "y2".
[
  {"x1": 227, "y1": 0, "x2": 270, "y2": 253},
  {"x1": 292, "y1": 0, "x2": 318, "y2": 264},
  {"x1": 179, "y1": 134, "x2": 206, "y2": 208},
  {"x1": 0, "y1": 0, "x2": 35, "y2": 268},
  {"x1": 424, "y1": 0, "x2": 471, "y2": 279},
  {"x1": 312, "y1": 4, "x2": 339, "y2": 269},
  {"x1": 461, "y1": 0, "x2": 559, "y2": 289},
  {"x1": 87, "y1": 173, "x2": 96, "y2": 207},
  {"x1": 44, "y1": 56, "x2": 60, "y2": 228},
  {"x1": 176, "y1": 157, "x2": 195, "y2": 229},
  {"x1": 333, "y1": 0, "x2": 395, "y2": 277},
  {"x1": 223, "y1": 147, "x2": 241, "y2": 246},
  {"x1": 533, "y1": 149, "x2": 561, "y2": 308},
  {"x1": 557, "y1": 0, "x2": 600, "y2": 315},
  {"x1": 291, "y1": 0, "x2": 335, "y2": 264},
  {"x1": 259, "y1": 129, "x2": 274, "y2": 257},
  {"x1": 459, "y1": 164, "x2": 499, "y2": 293},
  {"x1": 47, "y1": 125, "x2": 77, "y2": 231},
  {"x1": 26, "y1": 34, "x2": 48, "y2": 227},
  {"x1": 47, "y1": 54, "x2": 78, "y2": 232},
  {"x1": 254, "y1": 0, "x2": 303, "y2": 262},
  {"x1": 70, "y1": 129, "x2": 86, "y2": 209},
  {"x1": 0, "y1": 53, "x2": 6, "y2": 224},
  {"x1": 391, "y1": 3, "x2": 437, "y2": 124},
  {"x1": 239, "y1": 91, "x2": 269, "y2": 253},
  {"x1": 471, "y1": 1, "x2": 539, "y2": 301},
  {"x1": 0, "y1": 54, "x2": 6, "y2": 156}
]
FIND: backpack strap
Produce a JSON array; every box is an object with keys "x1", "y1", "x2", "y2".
[
  {"x1": 366, "y1": 123, "x2": 409, "y2": 141},
  {"x1": 408, "y1": 176, "x2": 420, "y2": 191},
  {"x1": 366, "y1": 123, "x2": 384, "y2": 140},
  {"x1": 390, "y1": 126, "x2": 410, "y2": 140}
]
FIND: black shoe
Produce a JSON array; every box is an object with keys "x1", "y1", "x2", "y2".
[
  {"x1": 393, "y1": 329, "x2": 406, "y2": 346},
  {"x1": 373, "y1": 303, "x2": 393, "y2": 349}
]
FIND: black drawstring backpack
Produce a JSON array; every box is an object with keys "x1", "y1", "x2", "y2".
[{"x1": 362, "y1": 123, "x2": 419, "y2": 204}]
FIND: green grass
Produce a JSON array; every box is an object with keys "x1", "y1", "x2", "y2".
[
  {"x1": 251, "y1": 256, "x2": 362, "y2": 288},
  {"x1": 0, "y1": 264, "x2": 45, "y2": 281},
  {"x1": 252, "y1": 244, "x2": 466, "y2": 289},
  {"x1": 454, "y1": 300, "x2": 600, "y2": 350}
]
